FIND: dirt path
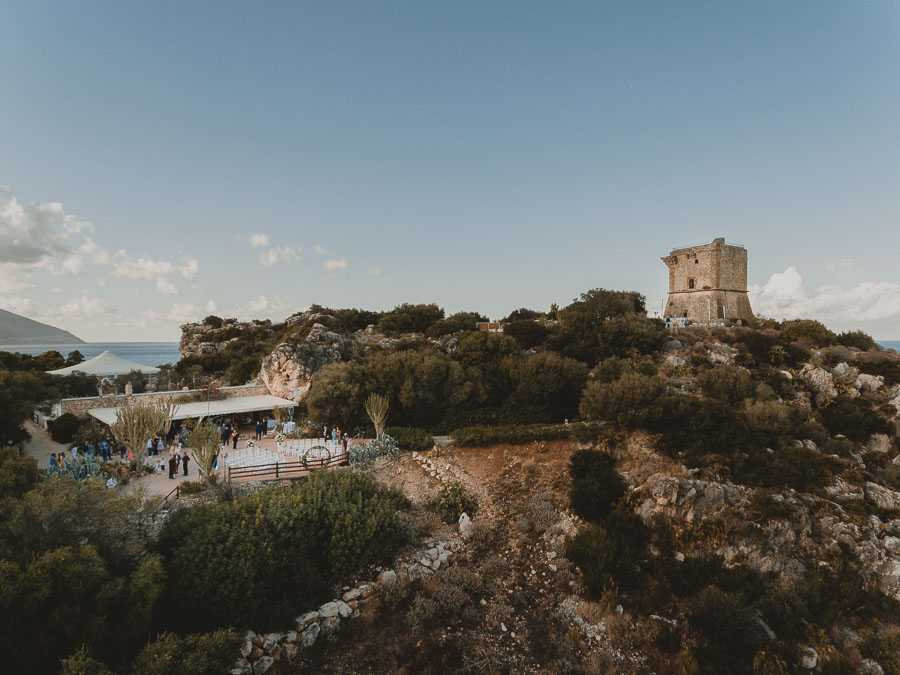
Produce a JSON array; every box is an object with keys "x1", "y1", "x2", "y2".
[{"x1": 21, "y1": 420, "x2": 68, "y2": 469}]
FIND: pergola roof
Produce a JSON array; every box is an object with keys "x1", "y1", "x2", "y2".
[
  {"x1": 47, "y1": 350, "x2": 161, "y2": 376},
  {"x1": 87, "y1": 394, "x2": 296, "y2": 426}
]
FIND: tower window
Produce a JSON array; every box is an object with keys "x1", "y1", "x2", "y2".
[
  {"x1": 688, "y1": 278, "x2": 695, "y2": 289},
  {"x1": 695, "y1": 258, "x2": 699, "y2": 264}
]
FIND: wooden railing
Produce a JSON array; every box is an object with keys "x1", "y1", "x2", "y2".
[
  {"x1": 162, "y1": 484, "x2": 180, "y2": 505},
  {"x1": 225, "y1": 451, "x2": 349, "y2": 483}
]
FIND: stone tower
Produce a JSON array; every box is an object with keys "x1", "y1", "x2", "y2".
[{"x1": 661, "y1": 238, "x2": 753, "y2": 322}]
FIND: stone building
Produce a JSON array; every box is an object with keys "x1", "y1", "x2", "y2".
[{"x1": 661, "y1": 238, "x2": 754, "y2": 323}]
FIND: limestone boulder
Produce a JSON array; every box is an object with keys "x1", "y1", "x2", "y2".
[
  {"x1": 259, "y1": 324, "x2": 344, "y2": 402},
  {"x1": 864, "y1": 482, "x2": 900, "y2": 511},
  {"x1": 799, "y1": 364, "x2": 837, "y2": 403}
]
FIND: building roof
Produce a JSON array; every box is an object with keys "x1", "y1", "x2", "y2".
[
  {"x1": 47, "y1": 350, "x2": 161, "y2": 376},
  {"x1": 86, "y1": 394, "x2": 296, "y2": 426}
]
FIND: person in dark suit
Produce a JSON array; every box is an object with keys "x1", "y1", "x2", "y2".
[
  {"x1": 168, "y1": 455, "x2": 177, "y2": 479},
  {"x1": 181, "y1": 452, "x2": 190, "y2": 476}
]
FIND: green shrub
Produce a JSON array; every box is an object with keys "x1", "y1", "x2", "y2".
[
  {"x1": 856, "y1": 358, "x2": 900, "y2": 386},
  {"x1": 0, "y1": 446, "x2": 40, "y2": 501},
  {"x1": 502, "y1": 319, "x2": 549, "y2": 349},
  {"x1": 597, "y1": 315, "x2": 666, "y2": 358},
  {"x1": 688, "y1": 586, "x2": 763, "y2": 665},
  {"x1": 743, "y1": 400, "x2": 793, "y2": 448},
  {"x1": 579, "y1": 373, "x2": 668, "y2": 427},
  {"x1": 430, "y1": 482, "x2": 478, "y2": 523},
  {"x1": 386, "y1": 426, "x2": 434, "y2": 453},
  {"x1": 781, "y1": 319, "x2": 835, "y2": 346},
  {"x1": 177, "y1": 480, "x2": 205, "y2": 495},
  {"x1": 566, "y1": 509, "x2": 649, "y2": 596},
  {"x1": 60, "y1": 647, "x2": 114, "y2": 675},
  {"x1": 819, "y1": 397, "x2": 891, "y2": 442},
  {"x1": 202, "y1": 315, "x2": 224, "y2": 328},
  {"x1": 568, "y1": 450, "x2": 626, "y2": 523},
  {"x1": 697, "y1": 365, "x2": 756, "y2": 406},
  {"x1": 49, "y1": 413, "x2": 81, "y2": 444},
  {"x1": 836, "y1": 330, "x2": 877, "y2": 351},
  {"x1": 156, "y1": 470, "x2": 408, "y2": 631},
  {"x1": 451, "y1": 423, "x2": 571, "y2": 447},
  {"x1": 131, "y1": 630, "x2": 241, "y2": 675}
]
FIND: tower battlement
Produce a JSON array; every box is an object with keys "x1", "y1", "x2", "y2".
[{"x1": 661, "y1": 238, "x2": 754, "y2": 322}]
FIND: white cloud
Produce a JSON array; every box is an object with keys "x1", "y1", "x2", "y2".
[
  {"x1": 205, "y1": 299, "x2": 218, "y2": 313},
  {"x1": 0, "y1": 295, "x2": 40, "y2": 317},
  {"x1": 750, "y1": 267, "x2": 900, "y2": 322},
  {"x1": 0, "y1": 264, "x2": 31, "y2": 294},
  {"x1": 368, "y1": 267, "x2": 383, "y2": 277},
  {"x1": 96, "y1": 278, "x2": 106, "y2": 288},
  {"x1": 51, "y1": 253, "x2": 84, "y2": 276},
  {"x1": 312, "y1": 244, "x2": 326, "y2": 256},
  {"x1": 50, "y1": 293, "x2": 116, "y2": 321},
  {"x1": 155, "y1": 278, "x2": 179, "y2": 295},
  {"x1": 228, "y1": 295, "x2": 291, "y2": 320},
  {"x1": 258, "y1": 246, "x2": 301, "y2": 268},
  {"x1": 78, "y1": 238, "x2": 110, "y2": 265},
  {"x1": 166, "y1": 302, "x2": 201, "y2": 322},
  {"x1": 323, "y1": 258, "x2": 347, "y2": 272},
  {"x1": 825, "y1": 258, "x2": 853, "y2": 272},
  {"x1": 250, "y1": 233, "x2": 270, "y2": 248},
  {"x1": 0, "y1": 185, "x2": 83, "y2": 264},
  {"x1": 111, "y1": 253, "x2": 199, "y2": 294}
]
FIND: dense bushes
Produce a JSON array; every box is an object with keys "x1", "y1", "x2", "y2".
[
  {"x1": 131, "y1": 630, "x2": 241, "y2": 675},
  {"x1": 579, "y1": 373, "x2": 668, "y2": 427},
  {"x1": 49, "y1": 412, "x2": 81, "y2": 443},
  {"x1": 696, "y1": 365, "x2": 756, "y2": 406},
  {"x1": 0, "y1": 476, "x2": 166, "y2": 673},
  {"x1": 781, "y1": 319, "x2": 835, "y2": 346},
  {"x1": 568, "y1": 450, "x2": 626, "y2": 523},
  {"x1": 155, "y1": 470, "x2": 408, "y2": 631},
  {"x1": 836, "y1": 330, "x2": 878, "y2": 351},
  {"x1": 385, "y1": 426, "x2": 434, "y2": 452},
  {"x1": 819, "y1": 397, "x2": 891, "y2": 442},
  {"x1": 451, "y1": 423, "x2": 571, "y2": 447}
]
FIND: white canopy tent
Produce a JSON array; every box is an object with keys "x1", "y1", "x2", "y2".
[
  {"x1": 47, "y1": 350, "x2": 161, "y2": 376},
  {"x1": 86, "y1": 394, "x2": 297, "y2": 426}
]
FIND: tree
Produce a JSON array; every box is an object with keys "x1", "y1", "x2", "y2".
[
  {"x1": 364, "y1": 393, "x2": 390, "y2": 438},
  {"x1": 186, "y1": 422, "x2": 220, "y2": 480},
  {"x1": 109, "y1": 401, "x2": 173, "y2": 466},
  {"x1": 425, "y1": 311, "x2": 488, "y2": 338},
  {"x1": 579, "y1": 373, "x2": 668, "y2": 427},
  {"x1": 0, "y1": 370, "x2": 60, "y2": 445},
  {"x1": 378, "y1": 303, "x2": 445, "y2": 334},
  {"x1": 114, "y1": 369, "x2": 147, "y2": 394},
  {"x1": 504, "y1": 352, "x2": 588, "y2": 422},
  {"x1": 0, "y1": 446, "x2": 40, "y2": 501},
  {"x1": 64, "y1": 350, "x2": 85, "y2": 367}
]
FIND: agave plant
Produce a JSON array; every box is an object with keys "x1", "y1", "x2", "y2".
[
  {"x1": 349, "y1": 434, "x2": 398, "y2": 466},
  {"x1": 57, "y1": 453, "x2": 104, "y2": 481}
]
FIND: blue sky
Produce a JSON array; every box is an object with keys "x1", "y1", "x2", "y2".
[{"x1": 1, "y1": 1, "x2": 899, "y2": 341}]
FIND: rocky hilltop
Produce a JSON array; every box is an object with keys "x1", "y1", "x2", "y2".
[{"x1": 180, "y1": 308, "x2": 436, "y2": 400}]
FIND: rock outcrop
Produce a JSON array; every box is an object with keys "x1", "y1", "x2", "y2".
[{"x1": 259, "y1": 324, "x2": 344, "y2": 401}]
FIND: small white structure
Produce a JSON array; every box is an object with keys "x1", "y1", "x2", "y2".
[{"x1": 46, "y1": 350, "x2": 160, "y2": 377}]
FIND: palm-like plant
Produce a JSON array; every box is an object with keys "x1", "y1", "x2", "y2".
[{"x1": 364, "y1": 393, "x2": 390, "y2": 438}]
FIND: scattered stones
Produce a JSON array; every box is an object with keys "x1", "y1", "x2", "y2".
[
  {"x1": 254, "y1": 655, "x2": 275, "y2": 674},
  {"x1": 318, "y1": 601, "x2": 340, "y2": 619}
]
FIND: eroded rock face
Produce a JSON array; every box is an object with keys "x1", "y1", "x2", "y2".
[
  {"x1": 633, "y1": 472, "x2": 900, "y2": 602},
  {"x1": 259, "y1": 324, "x2": 344, "y2": 402}
]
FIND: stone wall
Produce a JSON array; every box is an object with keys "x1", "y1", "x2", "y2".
[{"x1": 57, "y1": 384, "x2": 269, "y2": 418}]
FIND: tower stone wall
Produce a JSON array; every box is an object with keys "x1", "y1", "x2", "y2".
[{"x1": 661, "y1": 238, "x2": 754, "y2": 322}]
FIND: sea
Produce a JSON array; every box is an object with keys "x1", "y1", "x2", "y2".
[
  {"x1": 0, "y1": 342, "x2": 182, "y2": 367},
  {"x1": 878, "y1": 340, "x2": 900, "y2": 352}
]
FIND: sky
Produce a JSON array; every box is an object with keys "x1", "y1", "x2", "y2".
[{"x1": 1, "y1": 1, "x2": 899, "y2": 341}]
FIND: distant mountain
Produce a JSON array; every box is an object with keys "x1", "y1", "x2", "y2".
[{"x1": 0, "y1": 308, "x2": 85, "y2": 345}]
